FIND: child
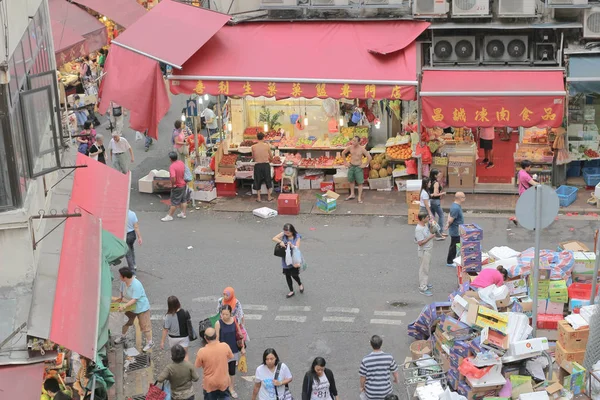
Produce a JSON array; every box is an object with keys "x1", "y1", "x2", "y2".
[{"x1": 415, "y1": 212, "x2": 435, "y2": 296}]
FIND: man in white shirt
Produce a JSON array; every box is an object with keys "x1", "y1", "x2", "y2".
[
  {"x1": 109, "y1": 132, "x2": 134, "y2": 174},
  {"x1": 201, "y1": 104, "x2": 218, "y2": 138}
]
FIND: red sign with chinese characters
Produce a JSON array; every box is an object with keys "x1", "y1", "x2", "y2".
[
  {"x1": 421, "y1": 96, "x2": 564, "y2": 129},
  {"x1": 170, "y1": 80, "x2": 416, "y2": 101}
]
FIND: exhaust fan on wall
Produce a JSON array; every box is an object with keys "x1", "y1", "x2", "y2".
[
  {"x1": 483, "y1": 36, "x2": 529, "y2": 63},
  {"x1": 432, "y1": 36, "x2": 477, "y2": 64}
]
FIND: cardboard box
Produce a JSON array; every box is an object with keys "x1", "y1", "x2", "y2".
[
  {"x1": 451, "y1": 295, "x2": 470, "y2": 316},
  {"x1": 333, "y1": 175, "x2": 351, "y2": 191},
  {"x1": 562, "y1": 362, "x2": 586, "y2": 395},
  {"x1": 310, "y1": 176, "x2": 324, "y2": 189},
  {"x1": 408, "y1": 207, "x2": 419, "y2": 225},
  {"x1": 463, "y1": 253, "x2": 483, "y2": 272},
  {"x1": 512, "y1": 338, "x2": 549, "y2": 357},
  {"x1": 546, "y1": 382, "x2": 564, "y2": 400},
  {"x1": 505, "y1": 278, "x2": 528, "y2": 295},
  {"x1": 558, "y1": 240, "x2": 590, "y2": 252},
  {"x1": 320, "y1": 180, "x2": 334, "y2": 192},
  {"x1": 555, "y1": 341, "x2": 586, "y2": 369},
  {"x1": 569, "y1": 298, "x2": 591, "y2": 313},
  {"x1": 298, "y1": 174, "x2": 312, "y2": 190},
  {"x1": 191, "y1": 188, "x2": 217, "y2": 202},
  {"x1": 152, "y1": 177, "x2": 172, "y2": 192},
  {"x1": 536, "y1": 329, "x2": 559, "y2": 342},
  {"x1": 481, "y1": 326, "x2": 509, "y2": 352},
  {"x1": 459, "y1": 223, "x2": 483, "y2": 242},
  {"x1": 573, "y1": 252, "x2": 590, "y2": 274},
  {"x1": 216, "y1": 182, "x2": 236, "y2": 197},
  {"x1": 316, "y1": 190, "x2": 339, "y2": 213},
  {"x1": 406, "y1": 190, "x2": 420, "y2": 203},
  {"x1": 546, "y1": 301, "x2": 565, "y2": 315},
  {"x1": 278, "y1": 193, "x2": 300, "y2": 215},
  {"x1": 448, "y1": 165, "x2": 475, "y2": 189},
  {"x1": 558, "y1": 320, "x2": 589, "y2": 352},
  {"x1": 215, "y1": 174, "x2": 236, "y2": 184},
  {"x1": 460, "y1": 241, "x2": 481, "y2": 255},
  {"x1": 549, "y1": 280, "x2": 568, "y2": 303},
  {"x1": 474, "y1": 306, "x2": 508, "y2": 334},
  {"x1": 537, "y1": 314, "x2": 563, "y2": 330}
]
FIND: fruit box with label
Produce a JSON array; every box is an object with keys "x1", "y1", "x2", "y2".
[
  {"x1": 460, "y1": 241, "x2": 481, "y2": 255},
  {"x1": 505, "y1": 277, "x2": 528, "y2": 295},
  {"x1": 548, "y1": 280, "x2": 568, "y2": 303},
  {"x1": 459, "y1": 223, "x2": 483, "y2": 242},
  {"x1": 556, "y1": 341, "x2": 586, "y2": 370},
  {"x1": 562, "y1": 362, "x2": 586, "y2": 395},
  {"x1": 315, "y1": 190, "x2": 339, "y2": 212},
  {"x1": 463, "y1": 253, "x2": 483, "y2": 272},
  {"x1": 473, "y1": 306, "x2": 508, "y2": 334},
  {"x1": 558, "y1": 320, "x2": 589, "y2": 352},
  {"x1": 512, "y1": 338, "x2": 549, "y2": 356},
  {"x1": 278, "y1": 194, "x2": 300, "y2": 215},
  {"x1": 537, "y1": 314, "x2": 563, "y2": 330},
  {"x1": 481, "y1": 326, "x2": 509, "y2": 353}
]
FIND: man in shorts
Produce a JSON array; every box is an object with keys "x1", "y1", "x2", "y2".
[
  {"x1": 162, "y1": 151, "x2": 188, "y2": 222},
  {"x1": 342, "y1": 136, "x2": 372, "y2": 204},
  {"x1": 251, "y1": 132, "x2": 273, "y2": 202},
  {"x1": 114, "y1": 267, "x2": 153, "y2": 352},
  {"x1": 479, "y1": 127, "x2": 495, "y2": 169}
]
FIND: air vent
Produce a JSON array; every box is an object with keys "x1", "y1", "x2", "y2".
[
  {"x1": 432, "y1": 36, "x2": 477, "y2": 64},
  {"x1": 584, "y1": 7, "x2": 600, "y2": 39},
  {"x1": 483, "y1": 36, "x2": 529, "y2": 63}
]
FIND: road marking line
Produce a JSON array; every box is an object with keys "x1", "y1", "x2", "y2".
[
  {"x1": 150, "y1": 315, "x2": 163, "y2": 321},
  {"x1": 373, "y1": 311, "x2": 406, "y2": 317},
  {"x1": 244, "y1": 305, "x2": 268, "y2": 311},
  {"x1": 370, "y1": 319, "x2": 403, "y2": 326},
  {"x1": 278, "y1": 306, "x2": 311, "y2": 312},
  {"x1": 275, "y1": 315, "x2": 307, "y2": 322},
  {"x1": 244, "y1": 314, "x2": 263, "y2": 320},
  {"x1": 150, "y1": 305, "x2": 167, "y2": 311},
  {"x1": 192, "y1": 296, "x2": 219, "y2": 303},
  {"x1": 326, "y1": 307, "x2": 359, "y2": 314},
  {"x1": 322, "y1": 316, "x2": 355, "y2": 323}
]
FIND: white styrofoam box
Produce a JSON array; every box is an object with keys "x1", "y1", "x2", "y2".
[
  {"x1": 311, "y1": 177, "x2": 324, "y2": 189},
  {"x1": 545, "y1": 301, "x2": 564, "y2": 315},
  {"x1": 488, "y1": 246, "x2": 519, "y2": 261},
  {"x1": 251, "y1": 184, "x2": 269, "y2": 195},
  {"x1": 138, "y1": 175, "x2": 153, "y2": 193},
  {"x1": 537, "y1": 299, "x2": 548, "y2": 314},
  {"x1": 298, "y1": 175, "x2": 312, "y2": 190},
  {"x1": 192, "y1": 188, "x2": 217, "y2": 202},
  {"x1": 596, "y1": 182, "x2": 600, "y2": 201},
  {"x1": 406, "y1": 179, "x2": 421, "y2": 191},
  {"x1": 252, "y1": 207, "x2": 277, "y2": 219}
]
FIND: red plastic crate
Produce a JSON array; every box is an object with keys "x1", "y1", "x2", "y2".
[
  {"x1": 537, "y1": 314, "x2": 563, "y2": 330},
  {"x1": 216, "y1": 182, "x2": 236, "y2": 197},
  {"x1": 278, "y1": 194, "x2": 300, "y2": 215},
  {"x1": 568, "y1": 283, "x2": 599, "y2": 300}
]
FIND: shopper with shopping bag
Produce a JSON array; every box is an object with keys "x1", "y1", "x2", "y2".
[
  {"x1": 272, "y1": 223, "x2": 305, "y2": 298},
  {"x1": 156, "y1": 344, "x2": 198, "y2": 400}
]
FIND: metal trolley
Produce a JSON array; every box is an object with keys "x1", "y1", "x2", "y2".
[{"x1": 402, "y1": 355, "x2": 447, "y2": 400}]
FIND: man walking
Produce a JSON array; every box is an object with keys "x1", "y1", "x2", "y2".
[
  {"x1": 202, "y1": 104, "x2": 218, "y2": 137},
  {"x1": 195, "y1": 327, "x2": 234, "y2": 400},
  {"x1": 126, "y1": 209, "x2": 142, "y2": 272},
  {"x1": 108, "y1": 132, "x2": 134, "y2": 174},
  {"x1": 251, "y1": 132, "x2": 273, "y2": 202},
  {"x1": 445, "y1": 192, "x2": 466, "y2": 268},
  {"x1": 114, "y1": 267, "x2": 153, "y2": 352},
  {"x1": 359, "y1": 335, "x2": 399, "y2": 400},
  {"x1": 415, "y1": 212, "x2": 435, "y2": 297},
  {"x1": 162, "y1": 151, "x2": 187, "y2": 222},
  {"x1": 342, "y1": 136, "x2": 372, "y2": 204}
]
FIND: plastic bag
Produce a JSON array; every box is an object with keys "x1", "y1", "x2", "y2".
[
  {"x1": 135, "y1": 131, "x2": 144, "y2": 141},
  {"x1": 285, "y1": 245, "x2": 293, "y2": 266},
  {"x1": 163, "y1": 380, "x2": 171, "y2": 400},
  {"x1": 406, "y1": 159, "x2": 417, "y2": 175},
  {"x1": 238, "y1": 354, "x2": 248, "y2": 373},
  {"x1": 416, "y1": 142, "x2": 433, "y2": 164},
  {"x1": 458, "y1": 358, "x2": 492, "y2": 379},
  {"x1": 440, "y1": 388, "x2": 467, "y2": 400},
  {"x1": 292, "y1": 248, "x2": 303, "y2": 267}
]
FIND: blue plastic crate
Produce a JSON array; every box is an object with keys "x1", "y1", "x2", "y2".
[
  {"x1": 567, "y1": 161, "x2": 582, "y2": 178},
  {"x1": 583, "y1": 167, "x2": 600, "y2": 186},
  {"x1": 584, "y1": 160, "x2": 600, "y2": 168},
  {"x1": 555, "y1": 185, "x2": 578, "y2": 207}
]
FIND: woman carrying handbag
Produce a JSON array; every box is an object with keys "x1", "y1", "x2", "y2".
[
  {"x1": 252, "y1": 348, "x2": 294, "y2": 400},
  {"x1": 272, "y1": 223, "x2": 305, "y2": 298}
]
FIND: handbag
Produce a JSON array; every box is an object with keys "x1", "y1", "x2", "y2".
[
  {"x1": 274, "y1": 363, "x2": 294, "y2": 400},
  {"x1": 112, "y1": 106, "x2": 122, "y2": 117},
  {"x1": 198, "y1": 318, "x2": 212, "y2": 340},
  {"x1": 184, "y1": 165, "x2": 193, "y2": 183},
  {"x1": 145, "y1": 381, "x2": 167, "y2": 400},
  {"x1": 274, "y1": 243, "x2": 286, "y2": 258},
  {"x1": 186, "y1": 310, "x2": 197, "y2": 341},
  {"x1": 234, "y1": 318, "x2": 245, "y2": 350}
]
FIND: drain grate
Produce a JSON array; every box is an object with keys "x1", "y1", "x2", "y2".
[
  {"x1": 128, "y1": 395, "x2": 145, "y2": 400},
  {"x1": 126, "y1": 353, "x2": 151, "y2": 372}
]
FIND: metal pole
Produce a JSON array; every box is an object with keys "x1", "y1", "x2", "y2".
[
  {"x1": 531, "y1": 185, "x2": 542, "y2": 336},
  {"x1": 591, "y1": 230, "x2": 600, "y2": 305}
]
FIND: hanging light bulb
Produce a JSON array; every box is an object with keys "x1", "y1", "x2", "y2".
[
  {"x1": 264, "y1": 122, "x2": 269, "y2": 132},
  {"x1": 374, "y1": 118, "x2": 381, "y2": 129},
  {"x1": 304, "y1": 113, "x2": 308, "y2": 126},
  {"x1": 339, "y1": 116, "x2": 344, "y2": 127},
  {"x1": 181, "y1": 114, "x2": 186, "y2": 122},
  {"x1": 102, "y1": 16, "x2": 107, "y2": 22},
  {"x1": 227, "y1": 122, "x2": 233, "y2": 132},
  {"x1": 204, "y1": 94, "x2": 209, "y2": 100},
  {"x1": 197, "y1": 97, "x2": 203, "y2": 105}
]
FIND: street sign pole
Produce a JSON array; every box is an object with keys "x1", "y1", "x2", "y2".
[
  {"x1": 592, "y1": 231, "x2": 600, "y2": 305},
  {"x1": 531, "y1": 186, "x2": 542, "y2": 336}
]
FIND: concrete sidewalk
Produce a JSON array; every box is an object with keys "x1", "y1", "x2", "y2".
[{"x1": 209, "y1": 186, "x2": 600, "y2": 218}]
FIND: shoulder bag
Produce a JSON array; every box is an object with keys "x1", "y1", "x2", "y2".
[
  {"x1": 186, "y1": 310, "x2": 197, "y2": 341},
  {"x1": 274, "y1": 363, "x2": 294, "y2": 400},
  {"x1": 274, "y1": 242, "x2": 286, "y2": 258},
  {"x1": 233, "y1": 318, "x2": 245, "y2": 350}
]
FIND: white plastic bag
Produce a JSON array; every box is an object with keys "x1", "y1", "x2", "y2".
[
  {"x1": 439, "y1": 387, "x2": 467, "y2": 400},
  {"x1": 135, "y1": 131, "x2": 143, "y2": 141},
  {"x1": 285, "y1": 244, "x2": 293, "y2": 266},
  {"x1": 292, "y1": 248, "x2": 303, "y2": 267}
]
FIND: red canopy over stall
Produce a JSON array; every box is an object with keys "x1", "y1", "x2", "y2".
[
  {"x1": 420, "y1": 69, "x2": 566, "y2": 128},
  {"x1": 72, "y1": 0, "x2": 146, "y2": 28}
]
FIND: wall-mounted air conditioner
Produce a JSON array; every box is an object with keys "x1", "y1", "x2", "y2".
[
  {"x1": 584, "y1": 7, "x2": 600, "y2": 39},
  {"x1": 432, "y1": 36, "x2": 477, "y2": 64},
  {"x1": 413, "y1": 0, "x2": 449, "y2": 16},
  {"x1": 364, "y1": 0, "x2": 407, "y2": 4},
  {"x1": 495, "y1": 0, "x2": 537, "y2": 17},
  {"x1": 483, "y1": 36, "x2": 529, "y2": 63},
  {"x1": 547, "y1": 0, "x2": 588, "y2": 5},
  {"x1": 310, "y1": 0, "x2": 350, "y2": 5},
  {"x1": 260, "y1": 0, "x2": 299, "y2": 7},
  {"x1": 452, "y1": 0, "x2": 490, "y2": 17}
]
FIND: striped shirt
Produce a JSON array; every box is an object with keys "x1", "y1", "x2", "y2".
[{"x1": 359, "y1": 351, "x2": 398, "y2": 399}]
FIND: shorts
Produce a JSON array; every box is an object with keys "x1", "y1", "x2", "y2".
[
  {"x1": 170, "y1": 186, "x2": 186, "y2": 206},
  {"x1": 124, "y1": 310, "x2": 152, "y2": 333},
  {"x1": 479, "y1": 138, "x2": 493, "y2": 150},
  {"x1": 228, "y1": 359, "x2": 236, "y2": 376},
  {"x1": 347, "y1": 165, "x2": 364, "y2": 184},
  {"x1": 168, "y1": 335, "x2": 190, "y2": 349},
  {"x1": 253, "y1": 162, "x2": 272, "y2": 190}
]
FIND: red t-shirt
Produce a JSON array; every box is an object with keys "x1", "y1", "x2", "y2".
[
  {"x1": 186, "y1": 134, "x2": 205, "y2": 151},
  {"x1": 471, "y1": 268, "x2": 505, "y2": 289},
  {"x1": 169, "y1": 160, "x2": 186, "y2": 188}
]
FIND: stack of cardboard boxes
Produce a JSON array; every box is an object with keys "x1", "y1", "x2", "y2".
[
  {"x1": 459, "y1": 224, "x2": 483, "y2": 273},
  {"x1": 448, "y1": 153, "x2": 475, "y2": 190},
  {"x1": 407, "y1": 190, "x2": 420, "y2": 225}
]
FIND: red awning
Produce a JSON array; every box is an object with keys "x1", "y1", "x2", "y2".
[
  {"x1": 52, "y1": 20, "x2": 88, "y2": 66},
  {"x1": 49, "y1": 0, "x2": 107, "y2": 60},
  {"x1": 170, "y1": 20, "x2": 429, "y2": 100},
  {"x1": 0, "y1": 363, "x2": 46, "y2": 399},
  {"x1": 70, "y1": 153, "x2": 131, "y2": 239},
  {"x1": 49, "y1": 203, "x2": 102, "y2": 361},
  {"x1": 72, "y1": 0, "x2": 146, "y2": 28},
  {"x1": 420, "y1": 70, "x2": 566, "y2": 128},
  {"x1": 111, "y1": 0, "x2": 230, "y2": 69}
]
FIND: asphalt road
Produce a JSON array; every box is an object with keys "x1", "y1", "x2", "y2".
[{"x1": 110, "y1": 95, "x2": 600, "y2": 399}]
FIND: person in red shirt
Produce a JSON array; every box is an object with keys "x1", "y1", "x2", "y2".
[
  {"x1": 471, "y1": 266, "x2": 509, "y2": 289},
  {"x1": 161, "y1": 152, "x2": 187, "y2": 222},
  {"x1": 186, "y1": 128, "x2": 205, "y2": 154}
]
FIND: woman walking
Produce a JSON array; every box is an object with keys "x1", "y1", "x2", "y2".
[
  {"x1": 215, "y1": 305, "x2": 245, "y2": 399},
  {"x1": 419, "y1": 177, "x2": 444, "y2": 240},
  {"x1": 160, "y1": 296, "x2": 191, "y2": 360},
  {"x1": 216, "y1": 287, "x2": 245, "y2": 326},
  {"x1": 429, "y1": 169, "x2": 448, "y2": 238},
  {"x1": 156, "y1": 344, "x2": 199, "y2": 400},
  {"x1": 272, "y1": 223, "x2": 304, "y2": 298},
  {"x1": 252, "y1": 348, "x2": 293, "y2": 400},
  {"x1": 302, "y1": 357, "x2": 339, "y2": 400}
]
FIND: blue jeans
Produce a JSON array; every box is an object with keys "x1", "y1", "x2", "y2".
[
  {"x1": 144, "y1": 135, "x2": 152, "y2": 149},
  {"x1": 430, "y1": 199, "x2": 445, "y2": 233},
  {"x1": 204, "y1": 389, "x2": 231, "y2": 400}
]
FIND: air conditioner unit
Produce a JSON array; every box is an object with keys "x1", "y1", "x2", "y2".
[
  {"x1": 584, "y1": 7, "x2": 600, "y2": 39},
  {"x1": 260, "y1": 0, "x2": 299, "y2": 6},
  {"x1": 534, "y1": 43, "x2": 557, "y2": 65},
  {"x1": 432, "y1": 36, "x2": 477, "y2": 64},
  {"x1": 483, "y1": 36, "x2": 529, "y2": 63},
  {"x1": 310, "y1": 0, "x2": 349, "y2": 5},
  {"x1": 452, "y1": 0, "x2": 490, "y2": 16},
  {"x1": 548, "y1": 0, "x2": 588, "y2": 5},
  {"x1": 364, "y1": 0, "x2": 406, "y2": 4},
  {"x1": 495, "y1": 0, "x2": 537, "y2": 17},
  {"x1": 413, "y1": 0, "x2": 449, "y2": 16}
]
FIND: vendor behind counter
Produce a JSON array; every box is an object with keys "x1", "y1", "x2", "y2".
[{"x1": 471, "y1": 266, "x2": 508, "y2": 289}]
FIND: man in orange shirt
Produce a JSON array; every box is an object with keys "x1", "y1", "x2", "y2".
[{"x1": 195, "y1": 327, "x2": 234, "y2": 399}]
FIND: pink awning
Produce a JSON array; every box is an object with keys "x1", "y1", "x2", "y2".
[
  {"x1": 49, "y1": 0, "x2": 107, "y2": 59},
  {"x1": 70, "y1": 153, "x2": 131, "y2": 239},
  {"x1": 0, "y1": 363, "x2": 46, "y2": 400},
  {"x1": 111, "y1": 0, "x2": 230, "y2": 69},
  {"x1": 52, "y1": 20, "x2": 88, "y2": 65},
  {"x1": 72, "y1": 0, "x2": 146, "y2": 28},
  {"x1": 49, "y1": 203, "x2": 102, "y2": 361},
  {"x1": 170, "y1": 20, "x2": 429, "y2": 100}
]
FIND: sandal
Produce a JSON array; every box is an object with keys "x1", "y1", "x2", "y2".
[
  {"x1": 345, "y1": 196, "x2": 356, "y2": 201},
  {"x1": 286, "y1": 291, "x2": 295, "y2": 298},
  {"x1": 299, "y1": 285, "x2": 304, "y2": 294}
]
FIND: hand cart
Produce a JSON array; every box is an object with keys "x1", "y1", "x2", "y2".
[{"x1": 402, "y1": 355, "x2": 447, "y2": 400}]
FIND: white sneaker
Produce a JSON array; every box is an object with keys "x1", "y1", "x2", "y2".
[
  {"x1": 143, "y1": 341, "x2": 154, "y2": 352},
  {"x1": 114, "y1": 336, "x2": 125, "y2": 344},
  {"x1": 161, "y1": 215, "x2": 173, "y2": 222},
  {"x1": 176, "y1": 212, "x2": 186, "y2": 219}
]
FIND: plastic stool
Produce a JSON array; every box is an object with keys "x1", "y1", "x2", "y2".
[{"x1": 281, "y1": 170, "x2": 298, "y2": 193}]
